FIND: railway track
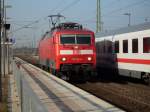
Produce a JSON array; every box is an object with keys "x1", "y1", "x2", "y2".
[
  {"x1": 19, "y1": 55, "x2": 150, "y2": 112},
  {"x1": 75, "y1": 82, "x2": 150, "y2": 112}
]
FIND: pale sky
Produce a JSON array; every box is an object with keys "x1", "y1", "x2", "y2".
[{"x1": 6, "y1": 0, "x2": 150, "y2": 47}]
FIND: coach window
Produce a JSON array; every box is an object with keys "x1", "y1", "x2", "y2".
[
  {"x1": 123, "y1": 40, "x2": 128, "y2": 53},
  {"x1": 143, "y1": 37, "x2": 150, "y2": 53},
  {"x1": 114, "y1": 41, "x2": 119, "y2": 53},
  {"x1": 132, "y1": 39, "x2": 138, "y2": 53}
]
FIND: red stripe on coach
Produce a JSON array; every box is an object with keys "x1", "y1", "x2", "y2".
[{"x1": 117, "y1": 58, "x2": 150, "y2": 65}]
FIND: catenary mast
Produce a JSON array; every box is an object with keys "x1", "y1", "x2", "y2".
[{"x1": 96, "y1": 0, "x2": 101, "y2": 33}]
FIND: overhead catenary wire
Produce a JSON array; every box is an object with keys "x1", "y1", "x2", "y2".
[
  {"x1": 49, "y1": 0, "x2": 67, "y2": 13},
  {"x1": 10, "y1": 0, "x2": 149, "y2": 35},
  {"x1": 10, "y1": 0, "x2": 81, "y2": 35},
  {"x1": 10, "y1": 1, "x2": 67, "y2": 28},
  {"x1": 79, "y1": 0, "x2": 149, "y2": 26},
  {"x1": 103, "y1": 0, "x2": 148, "y2": 16},
  {"x1": 59, "y1": 0, "x2": 81, "y2": 13},
  {"x1": 9, "y1": 20, "x2": 39, "y2": 34}
]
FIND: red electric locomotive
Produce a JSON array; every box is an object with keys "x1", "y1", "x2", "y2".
[{"x1": 39, "y1": 22, "x2": 96, "y2": 81}]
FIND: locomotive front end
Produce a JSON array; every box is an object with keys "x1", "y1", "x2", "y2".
[
  {"x1": 39, "y1": 22, "x2": 97, "y2": 81},
  {"x1": 57, "y1": 32, "x2": 96, "y2": 80}
]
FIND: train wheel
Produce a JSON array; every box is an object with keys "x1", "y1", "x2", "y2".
[
  {"x1": 77, "y1": 70, "x2": 86, "y2": 83},
  {"x1": 41, "y1": 65, "x2": 45, "y2": 70},
  {"x1": 45, "y1": 66, "x2": 49, "y2": 72},
  {"x1": 51, "y1": 69, "x2": 56, "y2": 75},
  {"x1": 82, "y1": 70, "x2": 89, "y2": 81},
  {"x1": 142, "y1": 73, "x2": 150, "y2": 85},
  {"x1": 89, "y1": 71, "x2": 98, "y2": 82},
  {"x1": 80, "y1": 74, "x2": 86, "y2": 83},
  {"x1": 146, "y1": 74, "x2": 150, "y2": 85},
  {"x1": 59, "y1": 72, "x2": 69, "y2": 81},
  {"x1": 40, "y1": 65, "x2": 43, "y2": 69}
]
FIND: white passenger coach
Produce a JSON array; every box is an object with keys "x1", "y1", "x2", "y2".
[{"x1": 96, "y1": 22, "x2": 150, "y2": 84}]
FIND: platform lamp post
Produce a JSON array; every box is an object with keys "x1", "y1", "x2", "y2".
[
  {"x1": 2, "y1": 4, "x2": 11, "y2": 77},
  {"x1": 124, "y1": 13, "x2": 131, "y2": 27},
  {"x1": 0, "y1": 0, "x2": 6, "y2": 100}
]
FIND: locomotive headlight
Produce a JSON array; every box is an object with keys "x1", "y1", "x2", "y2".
[
  {"x1": 61, "y1": 57, "x2": 66, "y2": 61},
  {"x1": 87, "y1": 57, "x2": 92, "y2": 61}
]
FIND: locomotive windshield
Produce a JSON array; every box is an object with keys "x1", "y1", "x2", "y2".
[
  {"x1": 61, "y1": 35, "x2": 75, "y2": 44},
  {"x1": 60, "y1": 34, "x2": 91, "y2": 45}
]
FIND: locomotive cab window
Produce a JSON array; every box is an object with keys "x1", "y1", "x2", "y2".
[
  {"x1": 123, "y1": 40, "x2": 128, "y2": 53},
  {"x1": 60, "y1": 35, "x2": 75, "y2": 44},
  {"x1": 60, "y1": 34, "x2": 91, "y2": 45},
  {"x1": 143, "y1": 37, "x2": 150, "y2": 53},
  {"x1": 132, "y1": 39, "x2": 138, "y2": 53},
  {"x1": 76, "y1": 35, "x2": 91, "y2": 45}
]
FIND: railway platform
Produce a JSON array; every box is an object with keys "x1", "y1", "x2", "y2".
[{"x1": 11, "y1": 57, "x2": 125, "y2": 112}]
